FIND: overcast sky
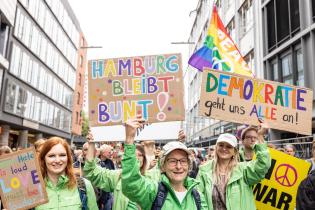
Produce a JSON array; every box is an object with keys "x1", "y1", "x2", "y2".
[
  {"x1": 68, "y1": 0, "x2": 198, "y2": 63},
  {"x1": 67, "y1": 0, "x2": 199, "y2": 141}
]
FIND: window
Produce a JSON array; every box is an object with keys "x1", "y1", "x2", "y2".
[
  {"x1": 268, "y1": 45, "x2": 304, "y2": 86},
  {"x1": 266, "y1": 0, "x2": 300, "y2": 51},
  {"x1": 0, "y1": 16, "x2": 10, "y2": 56},
  {"x1": 313, "y1": 0, "x2": 315, "y2": 22},
  {"x1": 0, "y1": 68, "x2": 3, "y2": 93},
  {"x1": 271, "y1": 60, "x2": 279, "y2": 81},
  {"x1": 239, "y1": 0, "x2": 253, "y2": 37},
  {"x1": 281, "y1": 54, "x2": 293, "y2": 85},
  {"x1": 244, "y1": 50, "x2": 255, "y2": 72},
  {"x1": 296, "y1": 49, "x2": 304, "y2": 86},
  {"x1": 76, "y1": 111, "x2": 79, "y2": 124},
  {"x1": 226, "y1": 19, "x2": 235, "y2": 42},
  {"x1": 77, "y1": 92, "x2": 80, "y2": 105},
  {"x1": 78, "y1": 73, "x2": 82, "y2": 86},
  {"x1": 80, "y1": 55, "x2": 84, "y2": 67}
]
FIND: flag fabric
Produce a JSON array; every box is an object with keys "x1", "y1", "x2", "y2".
[{"x1": 188, "y1": 6, "x2": 252, "y2": 76}]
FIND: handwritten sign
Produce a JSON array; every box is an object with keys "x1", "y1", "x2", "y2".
[
  {"x1": 253, "y1": 149, "x2": 310, "y2": 210},
  {"x1": 88, "y1": 53, "x2": 185, "y2": 126},
  {"x1": 0, "y1": 148, "x2": 48, "y2": 210},
  {"x1": 199, "y1": 68, "x2": 313, "y2": 135}
]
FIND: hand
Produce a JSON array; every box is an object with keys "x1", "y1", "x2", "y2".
[
  {"x1": 124, "y1": 117, "x2": 146, "y2": 144},
  {"x1": 257, "y1": 119, "x2": 269, "y2": 144},
  {"x1": 86, "y1": 129, "x2": 94, "y2": 142},
  {"x1": 148, "y1": 159, "x2": 157, "y2": 170},
  {"x1": 178, "y1": 129, "x2": 186, "y2": 143}
]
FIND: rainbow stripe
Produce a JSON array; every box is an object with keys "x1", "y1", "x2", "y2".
[{"x1": 188, "y1": 6, "x2": 252, "y2": 76}]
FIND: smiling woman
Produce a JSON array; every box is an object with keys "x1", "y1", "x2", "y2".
[
  {"x1": 121, "y1": 118, "x2": 208, "y2": 210},
  {"x1": 33, "y1": 137, "x2": 98, "y2": 210}
]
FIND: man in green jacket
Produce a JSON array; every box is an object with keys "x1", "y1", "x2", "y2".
[{"x1": 121, "y1": 118, "x2": 208, "y2": 210}]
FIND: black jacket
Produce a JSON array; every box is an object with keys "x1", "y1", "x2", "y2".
[{"x1": 296, "y1": 170, "x2": 315, "y2": 210}]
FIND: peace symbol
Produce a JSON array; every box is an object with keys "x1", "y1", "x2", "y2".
[{"x1": 274, "y1": 164, "x2": 298, "y2": 187}]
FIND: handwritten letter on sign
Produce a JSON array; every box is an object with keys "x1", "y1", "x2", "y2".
[
  {"x1": 0, "y1": 148, "x2": 48, "y2": 210},
  {"x1": 199, "y1": 68, "x2": 313, "y2": 135},
  {"x1": 88, "y1": 53, "x2": 185, "y2": 126}
]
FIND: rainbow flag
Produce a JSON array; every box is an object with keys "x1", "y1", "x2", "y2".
[{"x1": 188, "y1": 6, "x2": 252, "y2": 76}]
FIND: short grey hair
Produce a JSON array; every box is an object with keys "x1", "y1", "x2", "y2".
[{"x1": 99, "y1": 144, "x2": 112, "y2": 153}]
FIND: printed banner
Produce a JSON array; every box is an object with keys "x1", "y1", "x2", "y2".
[
  {"x1": 253, "y1": 149, "x2": 311, "y2": 210},
  {"x1": 199, "y1": 68, "x2": 313, "y2": 135},
  {"x1": 88, "y1": 53, "x2": 185, "y2": 126},
  {"x1": 0, "y1": 148, "x2": 48, "y2": 210}
]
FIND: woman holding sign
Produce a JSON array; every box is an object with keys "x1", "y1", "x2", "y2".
[
  {"x1": 83, "y1": 131, "x2": 151, "y2": 210},
  {"x1": 196, "y1": 124, "x2": 271, "y2": 210},
  {"x1": 35, "y1": 137, "x2": 98, "y2": 210}
]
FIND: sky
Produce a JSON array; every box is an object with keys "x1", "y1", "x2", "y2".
[{"x1": 68, "y1": 0, "x2": 200, "y2": 141}]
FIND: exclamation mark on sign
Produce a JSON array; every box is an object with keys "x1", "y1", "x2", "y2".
[{"x1": 156, "y1": 92, "x2": 169, "y2": 121}]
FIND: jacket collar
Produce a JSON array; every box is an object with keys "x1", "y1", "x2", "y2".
[
  {"x1": 160, "y1": 173, "x2": 198, "y2": 193},
  {"x1": 199, "y1": 160, "x2": 243, "y2": 185},
  {"x1": 46, "y1": 175, "x2": 69, "y2": 189}
]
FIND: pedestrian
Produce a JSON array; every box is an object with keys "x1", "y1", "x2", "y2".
[
  {"x1": 34, "y1": 137, "x2": 98, "y2": 210},
  {"x1": 306, "y1": 139, "x2": 315, "y2": 173},
  {"x1": 98, "y1": 144, "x2": 115, "y2": 210},
  {"x1": 121, "y1": 118, "x2": 208, "y2": 210},
  {"x1": 239, "y1": 126, "x2": 259, "y2": 161},
  {"x1": 0, "y1": 146, "x2": 12, "y2": 156},
  {"x1": 296, "y1": 170, "x2": 315, "y2": 210},
  {"x1": 83, "y1": 132, "x2": 149, "y2": 210},
  {"x1": 284, "y1": 144, "x2": 297, "y2": 157},
  {"x1": 34, "y1": 138, "x2": 46, "y2": 154},
  {"x1": 196, "y1": 124, "x2": 271, "y2": 210}
]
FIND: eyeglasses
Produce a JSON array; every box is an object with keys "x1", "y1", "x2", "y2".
[
  {"x1": 245, "y1": 136, "x2": 258, "y2": 140},
  {"x1": 166, "y1": 158, "x2": 188, "y2": 167}
]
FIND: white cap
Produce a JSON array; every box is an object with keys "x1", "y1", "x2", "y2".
[
  {"x1": 162, "y1": 141, "x2": 190, "y2": 157},
  {"x1": 216, "y1": 133, "x2": 238, "y2": 148}
]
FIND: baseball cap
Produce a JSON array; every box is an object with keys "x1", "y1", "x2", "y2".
[
  {"x1": 216, "y1": 133, "x2": 238, "y2": 148},
  {"x1": 162, "y1": 141, "x2": 190, "y2": 157},
  {"x1": 241, "y1": 126, "x2": 258, "y2": 140}
]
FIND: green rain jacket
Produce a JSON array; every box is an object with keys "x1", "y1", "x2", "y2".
[
  {"x1": 121, "y1": 144, "x2": 208, "y2": 210},
  {"x1": 35, "y1": 175, "x2": 97, "y2": 210},
  {"x1": 83, "y1": 159, "x2": 139, "y2": 210},
  {"x1": 196, "y1": 143, "x2": 271, "y2": 210}
]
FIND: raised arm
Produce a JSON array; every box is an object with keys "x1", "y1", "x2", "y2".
[{"x1": 121, "y1": 118, "x2": 158, "y2": 210}]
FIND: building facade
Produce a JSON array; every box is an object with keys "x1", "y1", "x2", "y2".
[
  {"x1": 261, "y1": 0, "x2": 315, "y2": 140},
  {"x1": 185, "y1": 0, "x2": 263, "y2": 146},
  {"x1": 0, "y1": 0, "x2": 86, "y2": 148}
]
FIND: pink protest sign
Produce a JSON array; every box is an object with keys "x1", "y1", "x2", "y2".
[{"x1": 0, "y1": 147, "x2": 48, "y2": 210}]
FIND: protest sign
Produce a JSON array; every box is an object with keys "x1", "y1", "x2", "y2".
[
  {"x1": 0, "y1": 147, "x2": 48, "y2": 210},
  {"x1": 253, "y1": 149, "x2": 311, "y2": 210},
  {"x1": 88, "y1": 53, "x2": 185, "y2": 126},
  {"x1": 199, "y1": 68, "x2": 313, "y2": 135}
]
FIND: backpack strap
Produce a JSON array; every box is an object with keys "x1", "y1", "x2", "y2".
[
  {"x1": 151, "y1": 182, "x2": 168, "y2": 210},
  {"x1": 76, "y1": 176, "x2": 88, "y2": 210},
  {"x1": 151, "y1": 182, "x2": 201, "y2": 210},
  {"x1": 191, "y1": 188, "x2": 201, "y2": 210}
]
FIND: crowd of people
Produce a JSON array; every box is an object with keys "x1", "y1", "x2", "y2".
[{"x1": 0, "y1": 119, "x2": 314, "y2": 210}]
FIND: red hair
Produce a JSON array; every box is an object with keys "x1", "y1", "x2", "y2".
[{"x1": 39, "y1": 137, "x2": 76, "y2": 189}]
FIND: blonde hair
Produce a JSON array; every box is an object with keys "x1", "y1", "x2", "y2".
[{"x1": 212, "y1": 147, "x2": 239, "y2": 185}]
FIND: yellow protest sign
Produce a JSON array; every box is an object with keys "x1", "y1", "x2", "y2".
[{"x1": 253, "y1": 149, "x2": 311, "y2": 210}]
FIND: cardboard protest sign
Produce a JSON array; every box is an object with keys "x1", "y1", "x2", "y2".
[
  {"x1": 88, "y1": 53, "x2": 185, "y2": 126},
  {"x1": 0, "y1": 147, "x2": 48, "y2": 210},
  {"x1": 253, "y1": 149, "x2": 311, "y2": 210},
  {"x1": 199, "y1": 68, "x2": 313, "y2": 135}
]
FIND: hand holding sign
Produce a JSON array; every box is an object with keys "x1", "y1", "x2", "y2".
[
  {"x1": 125, "y1": 116, "x2": 146, "y2": 145},
  {"x1": 257, "y1": 118, "x2": 269, "y2": 144}
]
